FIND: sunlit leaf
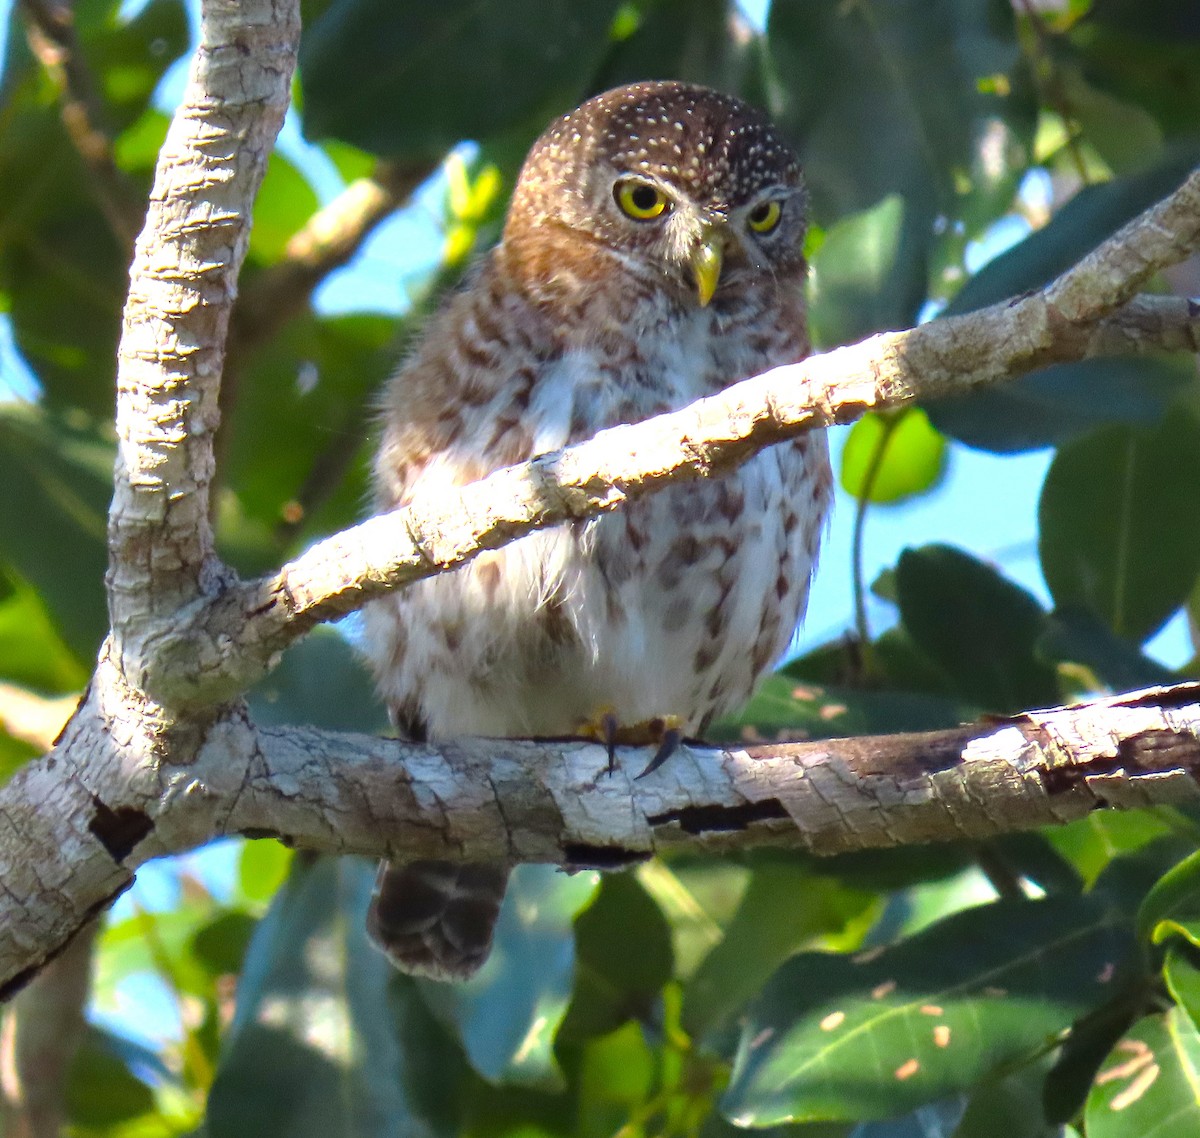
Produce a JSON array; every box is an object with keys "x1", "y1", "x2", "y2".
[
  {"x1": 723, "y1": 896, "x2": 1136, "y2": 1125},
  {"x1": 1164, "y1": 943, "x2": 1200, "y2": 1032},
  {"x1": 1136, "y1": 848, "x2": 1200, "y2": 945},
  {"x1": 208, "y1": 856, "x2": 463, "y2": 1137},
  {"x1": 1045, "y1": 811, "x2": 1179, "y2": 888},
  {"x1": 840, "y1": 409, "x2": 947, "y2": 505},
  {"x1": 1085, "y1": 1008, "x2": 1200, "y2": 1137},
  {"x1": 418, "y1": 864, "x2": 599, "y2": 1089}
]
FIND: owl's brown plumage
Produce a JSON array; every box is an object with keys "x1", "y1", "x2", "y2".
[{"x1": 364, "y1": 81, "x2": 832, "y2": 980}]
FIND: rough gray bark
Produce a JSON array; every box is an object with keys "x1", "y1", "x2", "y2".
[{"x1": 0, "y1": 0, "x2": 1199, "y2": 1002}]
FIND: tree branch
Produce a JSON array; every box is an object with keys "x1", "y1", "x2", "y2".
[
  {"x1": 231, "y1": 159, "x2": 437, "y2": 355},
  {"x1": 107, "y1": 0, "x2": 299, "y2": 684},
  {"x1": 4, "y1": 680, "x2": 1200, "y2": 995}
]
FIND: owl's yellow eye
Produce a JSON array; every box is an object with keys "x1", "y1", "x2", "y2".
[
  {"x1": 747, "y1": 200, "x2": 783, "y2": 234},
  {"x1": 615, "y1": 179, "x2": 670, "y2": 221}
]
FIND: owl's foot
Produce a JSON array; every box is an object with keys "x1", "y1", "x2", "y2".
[{"x1": 579, "y1": 711, "x2": 685, "y2": 778}]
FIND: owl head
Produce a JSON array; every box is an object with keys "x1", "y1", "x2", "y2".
[{"x1": 506, "y1": 80, "x2": 808, "y2": 306}]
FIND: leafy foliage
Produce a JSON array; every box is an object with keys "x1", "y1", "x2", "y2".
[{"x1": 1, "y1": 0, "x2": 1199, "y2": 1136}]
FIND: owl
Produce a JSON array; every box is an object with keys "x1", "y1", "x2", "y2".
[{"x1": 363, "y1": 80, "x2": 833, "y2": 980}]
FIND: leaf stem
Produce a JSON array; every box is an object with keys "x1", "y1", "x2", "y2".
[{"x1": 851, "y1": 414, "x2": 900, "y2": 648}]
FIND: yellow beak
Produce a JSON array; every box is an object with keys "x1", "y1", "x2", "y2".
[{"x1": 690, "y1": 229, "x2": 724, "y2": 307}]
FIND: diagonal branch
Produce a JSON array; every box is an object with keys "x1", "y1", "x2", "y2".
[
  {"x1": 231, "y1": 159, "x2": 437, "y2": 354},
  {"x1": 145, "y1": 228, "x2": 1200, "y2": 708}
]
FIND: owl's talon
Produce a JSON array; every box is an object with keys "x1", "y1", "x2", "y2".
[
  {"x1": 601, "y1": 711, "x2": 619, "y2": 776},
  {"x1": 636, "y1": 725, "x2": 683, "y2": 779}
]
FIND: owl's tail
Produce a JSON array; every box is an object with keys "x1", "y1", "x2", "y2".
[{"x1": 367, "y1": 859, "x2": 508, "y2": 981}]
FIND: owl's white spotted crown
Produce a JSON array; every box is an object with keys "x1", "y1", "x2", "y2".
[{"x1": 509, "y1": 80, "x2": 804, "y2": 225}]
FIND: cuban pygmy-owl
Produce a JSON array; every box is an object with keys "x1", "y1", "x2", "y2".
[{"x1": 363, "y1": 80, "x2": 832, "y2": 980}]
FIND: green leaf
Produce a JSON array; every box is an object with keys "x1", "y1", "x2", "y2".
[
  {"x1": 765, "y1": 0, "x2": 1031, "y2": 228},
  {"x1": 723, "y1": 895, "x2": 1136, "y2": 1126},
  {"x1": 208, "y1": 856, "x2": 463, "y2": 1138},
  {"x1": 927, "y1": 355, "x2": 1194, "y2": 455},
  {"x1": 222, "y1": 314, "x2": 392, "y2": 561},
  {"x1": 926, "y1": 150, "x2": 1200, "y2": 453},
  {"x1": 1060, "y1": 66, "x2": 1164, "y2": 174},
  {"x1": 1164, "y1": 942, "x2": 1200, "y2": 1032},
  {"x1": 83, "y1": 0, "x2": 190, "y2": 130},
  {"x1": 248, "y1": 627, "x2": 389, "y2": 734},
  {"x1": 559, "y1": 873, "x2": 673, "y2": 1042},
  {"x1": 65, "y1": 1025, "x2": 158, "y2": 1126},
  {"x1": 808, "y1": 196, "x2": 923, "y2": 350},
  {"x1": 896, "y1": 544, "x2": 1059, "y2": 713},
  {"x1": 683, "y1": 862, "x2": 876, "y2": 1039},
  {"x1": 238, "y1": 838, "x2": 294, "y2": 907},
  {"x1": 944, "y1": 150, "x2": 1200, "y2": 318},
  {"x1": 573, "y1": 1019, "x2": 657, "y2": 1134},
  {"x1": 1038, "y1": 408, "x2": 1200, "y2": 642},
  {"x1": 1070, "y1": 9, "x2": 1200, "y2": 140},
  {"x1": 0, "y1": 572, "x2": 88, "y2": 693},
  {"x1": 953, "y1": 1053, "x2": 1060, "y2": 1138},
  {"x1": 1036, "y1": 606, "x2": 1178, "y2": 693},
  {"x1": 714, "y1": 669, "x2": 971, "y2": 744},
  {"x1": 301, "y1": 1, "x2": 623, "y2": 155},
  {"x1": 192, "y1": 911, "x2": 258, "y2": 976},
  {"x1": 246, "y1": 151, "x2": 322, "y2": 265},
  {"x1": 1045, "y1": 811, "x2": 1178, "y2": 888},
  {"x1": 1085, "y1": 1008, "x2": 1200, "y2": 1136},
  {"x1": 0, "y1": 405, "x2": 113, "y2": 664},
  {"x1": 591, "y1": 0, "x2": 743, "y2": 95},
  {"x1": 1136, "y1": 848, "x2": 1200, "y2": 945},
  {"x1": 0, "y1": 725, "x2": 39, "y2": 785},
  {"x1": 840, "y1": 409, "x2": 947, "y2": 505},
  {"x1": 418, "y1": 865, "x2": 600, "y2": 1089},
  {"x1": 0, "y1": 0, "x2": 187, "y2": 412}
]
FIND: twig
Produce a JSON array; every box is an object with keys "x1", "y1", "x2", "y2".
[
  {"x1": 232, "y1": 159, "x2": 436, "y2": 354},
  {"x1": 19, "y1": 0, "x2": 142, "y2": 248}
]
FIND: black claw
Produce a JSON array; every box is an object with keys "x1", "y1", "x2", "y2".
[
  {"x1": 636, "y1": 726, "x2": 683, "y2": 779},
  {"x1": 601, "y1": 711, "x2": 619, "y2": 777}
]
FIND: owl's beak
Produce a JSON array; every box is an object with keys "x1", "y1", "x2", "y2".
[{"x1": 690, "y1": 229, "x2": 724, "y2": 307}]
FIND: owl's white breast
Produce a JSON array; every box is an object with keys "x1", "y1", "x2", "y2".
[{"x1": 363, "y1": 297, "x2": 831, "y2": 740}]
